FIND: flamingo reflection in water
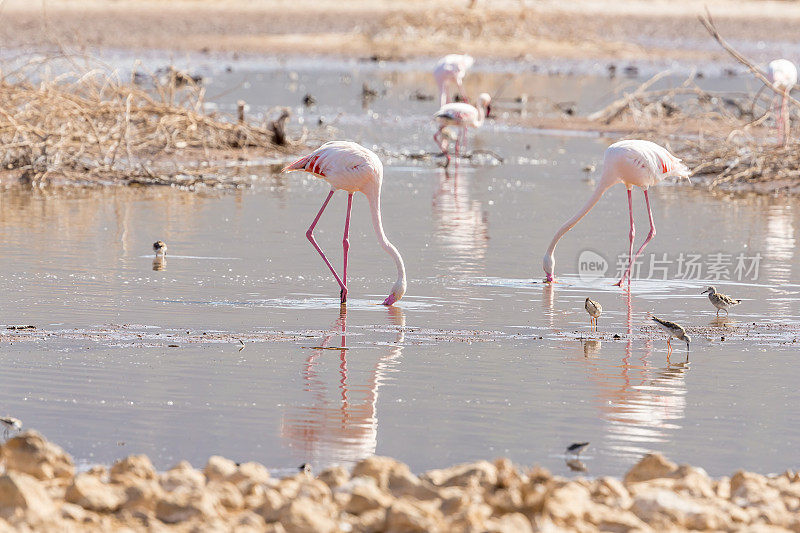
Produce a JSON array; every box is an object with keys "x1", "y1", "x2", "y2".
[
  {"x1": 281, "y1": 306, "x2": 405, "y2": 469},
  {"x1": 432, "y1": 166, "x2": 489, "y2": 275}
]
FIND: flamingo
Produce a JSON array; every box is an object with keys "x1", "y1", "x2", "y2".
[
  {"x1": 433, "y1": 93, "x2": 491, "y2": 164},
  {"x1": 543, "y1": 140, "x2": 690, "y2": 286},
  {"x1": 434, "y1": 54, "x2": 474, "y2": 107},
  {"x1": 282, "y1": 141, "x2": 406, "y2": 306},
  {"x1": 767, "y1": 59, "x2": 797, "y2": 146}
]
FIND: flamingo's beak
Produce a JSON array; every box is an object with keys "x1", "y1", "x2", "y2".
[
  {"x1": 382, "y1": 294, "x2": 397, "y2": 306},
  {"x1": 486, "y1": 104, "x2": 492, "y2": 118}
]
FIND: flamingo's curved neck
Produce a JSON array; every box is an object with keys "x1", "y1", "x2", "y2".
[
  {"x1": 366, "y1": 186, "x2": 406, "y2": 294},
  {"x1": 545, "y1": 173, "x2": 618, "y2": 265},
  {"x1": 473, "y1": 105, "x2": 486, "y2": 128}
]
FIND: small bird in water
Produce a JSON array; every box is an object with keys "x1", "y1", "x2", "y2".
[
  {"x1": 651, "y1": 316, "x2": 691, "y2": 356},
  {"x1": 584, "y1": 298, "x2": 602, "y2": 330},
  {"x1": 566, "y1": 442, "x2": 589, "y2": 456},
  {"x1": 701, "y1": 286, "x2": 741, "y2": 316},
  {"x1": 0, "y1": 416, "x2": 22, "y2": 438},
  {"x1": 298, "y1": 463, "x2": 312, "y2": 475},
  {"x1": 153, "y1": 241, "x2": 168, "y2": 256}
]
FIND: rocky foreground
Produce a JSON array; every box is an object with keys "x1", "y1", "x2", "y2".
[{"x1": 0, "y1": 432, "x2": 797, "y2": 532}]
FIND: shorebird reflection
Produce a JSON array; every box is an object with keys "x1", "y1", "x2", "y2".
[{"x1": 281, "y1": 305, "x2": 405, "y2": 469}]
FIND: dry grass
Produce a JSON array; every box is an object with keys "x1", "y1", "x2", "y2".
[{"x1": 0, "y1": 56, "x2": 298, "y2": 188}]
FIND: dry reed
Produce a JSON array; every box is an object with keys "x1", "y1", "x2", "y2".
[{"x1": 0, "y1": 56, "x2": 298, "y2": 188}]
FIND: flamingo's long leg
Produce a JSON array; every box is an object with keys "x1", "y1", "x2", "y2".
[
  {"x1": 620, "y1": 189, "x2": 657, "y2": 285},
  {"x1": 615, "y1": 189, "x2": 636, "y2": 286},
  {"x1": 434, "y1": 127, "x2": 450, "y2": 164},
  {"x1": 306, "y1": 189, "x2": 346, "y2": 296},
  {"x1": 341, "y1": 193, "x2": 353, "y2": 303},
  {"x1": 781, "y1": 91, "x2": 790, "y2": 145}
]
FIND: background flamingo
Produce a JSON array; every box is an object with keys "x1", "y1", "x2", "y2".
[
  {"x1": 767, "y1": 59, "x2": 797, "y2": 146},
  {"x1": 543, "y1": 140, "x2": 690, "y2": 285},
  {"x1": 434, "y1": 54, "x2": 474, "y2": 107},
  {"x1": 433, "y1": 93, "x2": 491, "y2": 165},
  {"x1": 282, "y1": 141, "x2": 407, "y2": 306}
]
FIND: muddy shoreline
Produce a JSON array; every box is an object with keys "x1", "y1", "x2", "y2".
[{"x1": 0, "y1": 430, "x2": 796, "y2": 531}]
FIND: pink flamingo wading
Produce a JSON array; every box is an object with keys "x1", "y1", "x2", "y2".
[
  {"x1": 433, "y1": 93, "x2": 491, "y2": 164},
  {"x1": 282, "y1": 141, "x2": 407, "y2": 306},
  {"x1": 543, "y1": 140, "x2": 690, "y2": 286},
  {"x1": 767, "y1": 59, "x2": 797, "y2": 146},
  {"x1": 434, "y1": 54, "x2": 474, "y2": 107}
]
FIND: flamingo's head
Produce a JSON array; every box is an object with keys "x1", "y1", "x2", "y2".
[
  {"x1": 382, "y1": 279, "x2": 406, "y2": 306},
  {"x1": 478, "y1": 93, "x2": 492, "y2": 117},
  {"x1": 543, "y1": 254, "x2": 555, "y2": 283}
]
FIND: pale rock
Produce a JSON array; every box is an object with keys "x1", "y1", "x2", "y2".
[
  {"x1": 521, "y1": 480, "x2": 547, "y2": 514},
  {"x1": 352, "y1": 456, "x2": 406, "y2": 490},
  {"x1": 388, "y1": 466, "x2": 439, "y2": 500},
  {"x1": 592, "y1": 476, "x2": 631, "y2": 509},
  {"x1": 235, "y1": 510, "x2": 268, "y2": 531},
  {"x1": 422, "y1": 461, "x2": 497, "y2": 490},
  {"x1": 494, "y1": 458, "x2": 522, "y2": 489},
  {"x1": 385, "y1": 497, "x2": 444, "y2": 533},
  {"x1": 631, "y1": 488, "x2": 730, "y2": 530},
  {"x1": 121, "y1": 479, "x2": 164, "y2": 512},
  {"x1": 207, "y1": 480, "x2": 244, "y2": 510},
  {"x1": 254, "y1": 487, "x2": 286, "y2": 522},
  {"x1": 228, "y1": 461, "x2": 270, "y2": 491},
  {"x1": 345, "y1": 482, "x2": 394, "y2": 515},
  {"x1": 160, "y1": 461, "x2": 205, "y2": 492},
  {"x1": 155, "y1": 487, "x2": 221, "y2": 524},
  {"x1": 715, "y1": 477, "x2": 731, "y2": 500},
  {"x1": 277, "y1": 497, "x2": 337, "y2": 533},
  {"x1": 65, "y1": 473, "x2": 125, "y2": 512},
  {"x1": 487, "y1": 486, "x2": 523, "y2": 514},
  {"x1": 0, "y1": 432, "x2": 74, "y2": 481},
  {"x1": 438, "y1": 486, "x2": 469, "y2": 516},
  {"x1": 624, "y1": 453, "x2": 679, "y2": 485},
  {"x1": 0, "y1": 472, "x2": 56, "y2": 522},
  {"x1": 443, "y1": 502, "x2": 492, "y2": 532},
  {"x1": 59, "y1": 502, "x2": 86, "y2": 522},
  {"x1": 110, "y1": 455, "x2": 157, "y2": 483},
  {"x1": 264, "y1": 524, "x2": 288, "y2": 533},
  {"x1": 318, "y1": 466, "x2": 349, "y2": 489},
  {"x1": 542, "y1": 482, "x2": 594, "y2": 527},
  {"x1": 353, "y1": 508, "x2": 387, "y2": 532},
  {"x1": 203, "y1": 456, "x2": 238, "y2": 482},
  {"x1": 485, "y1": 512, "x2": 534, "y2": 533},
  {"x1": 85, "y1": 465, "x2": 107, "y2": 478},
  {"x1": 526, "y1": 466, "x2": 552, "y2": 484}
]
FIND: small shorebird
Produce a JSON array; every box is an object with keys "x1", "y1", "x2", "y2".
[
  {"x1": 433, "y1": 54, "x2": 474, "y2": 107},
  {"x1": 651, "y1": 316, "x2": 691, "y2": 355},
  {"x1": 701, "y1": 286, "x2": 741, "y2": 316},
  {"x1": 433, "y1": 93, "x2": 491, "y2": 164},
  {"x1": 298, "y1": 463, "x2": 312, "y2": 475},
  {"x1": 153, "y1": 241, "x2": 168, "y2": 256},
  {"x1": 585, "y1": 298, "x2": 602, "y2": 330},
  {"x1": 0, "y1": 416, "x2": 22, "y2": 438},
  {"x1": 566, "y1": 442, "x2": 589, "y2": 456}
]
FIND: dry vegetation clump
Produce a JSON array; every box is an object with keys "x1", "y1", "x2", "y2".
[{"x1": 0, "y1": 57, "x2": 300, "y2": 188}]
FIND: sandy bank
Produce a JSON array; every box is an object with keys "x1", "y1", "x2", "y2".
[
  {"x1": 0, "y1": 430, "x2": 797, "y2": 531},
  {"x1": 1, "y1": 0, "x2": 800, "y2": 65}
]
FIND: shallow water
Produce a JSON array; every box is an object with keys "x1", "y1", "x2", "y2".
[{"x1": 0, "y1": 61, "x2": 798, "y2": 478}]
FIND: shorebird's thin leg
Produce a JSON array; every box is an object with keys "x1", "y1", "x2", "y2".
[
  {"x1": 341, "y1": 193, "x2": 353, "y2": 303},
  {"x1": 306, "y1": 190, "x2": 346, "y2": 296},
  {"x1": 615, "y1": 189, "x2": 636, "y2": 286},
  {"x1": 716, "y1": 309, "x2": 720, "y2": 317},
  {"x1": 724, "y1": 308, "x2": 729, "y2": 316}
]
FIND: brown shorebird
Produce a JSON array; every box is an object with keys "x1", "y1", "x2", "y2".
[
  {"x1": 0, "y1": 416, "x2": 22, "y2": 438},
  {"x1": 584, "y1": 298, "x2": 602, "y2": 330},
  {"x1": 701, "y1": 286, "x2": 741, "y2": 316},
  {"x1": 651, "y1": 316, "x2": 691, "y2": 356},
  {"x1": 153, "y1": 241, "x2": 168, "y2": 256}
]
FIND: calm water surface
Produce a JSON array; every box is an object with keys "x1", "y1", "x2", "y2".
[{"x1": 0, "y1": 60, "x2": 797, "y2": 478}]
